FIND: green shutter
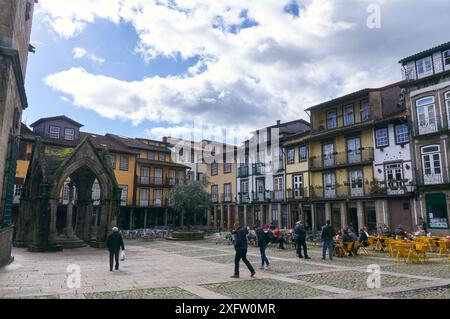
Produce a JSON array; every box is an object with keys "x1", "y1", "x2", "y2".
[{"x1": 2, "y1": 136, "x2": 19, "y2": 228}]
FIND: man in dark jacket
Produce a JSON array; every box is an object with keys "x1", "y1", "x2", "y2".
[
  {"x1": 294, "y1": 221, "x2": 310, "y2": 259},
  {"x1": 321, "y1": 220, "x2": 335, "y2": 260},
  {"x1": 106, "y1": 227, "x2": 125, "y2": 271},
  {"x1": 256, "y1": 224, "x2": 270, "y2": 269},
  {"x1": 231, "y1": 223, "x2": 256, "y2": 278}
]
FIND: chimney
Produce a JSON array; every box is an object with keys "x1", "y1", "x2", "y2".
[{"x1": 276, "y1": 120, "x2": 281, "y2": 126}]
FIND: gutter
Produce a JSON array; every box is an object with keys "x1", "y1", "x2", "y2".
[{"x1": 0, "y1": 46, "x2": 28, "y2": 109}]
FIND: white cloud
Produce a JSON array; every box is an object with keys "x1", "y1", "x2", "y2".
[
  {"x1": 72, "y1": 47, "x2": 105, "y2": 64},
  {"x1": 39, "y1": 0, "x2": 450, "y2": 140}
]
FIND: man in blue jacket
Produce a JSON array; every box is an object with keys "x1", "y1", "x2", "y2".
[{"x1": 231, "y1": 222, "x2": 256, "y2": 278}]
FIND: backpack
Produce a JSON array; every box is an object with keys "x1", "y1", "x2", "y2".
[{"x1": 291, "y1": 232, "x2": 298, "y2": 241}]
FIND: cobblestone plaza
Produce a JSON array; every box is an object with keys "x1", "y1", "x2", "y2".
[{"x1": 0, "y1": 239, "x2": 449, "y2": 299}]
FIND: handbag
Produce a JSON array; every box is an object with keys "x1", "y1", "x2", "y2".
[{"x1": 120, "y1": 250, "x2": 126, "y2": 261}]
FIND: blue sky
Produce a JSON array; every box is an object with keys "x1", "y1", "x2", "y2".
[{"x1": 24, "y1": 0, "x2": 450, "y2": 142}]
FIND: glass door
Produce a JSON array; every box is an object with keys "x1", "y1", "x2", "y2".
[
  {"x1": 349, "y1": 170, "x2": 364, "y2": 197},
  {"x1": 293, "y1": 174, "x2": 303, "y2": 198},
  {"x1": 416, "y1": 97, "x2": 437, "y2": 134},
  {"x1": 421, "y1": 145, "x2": 443, "y2": 184},
  {"x1": 323, "y1": 143, "x2": 335, "y2": 167},
  {"x1": 347, "y1": 137, "x2": 361, "y2": 164},
  {"x1": 324, "y1": 173, "x2": 336, "y2": 198}
]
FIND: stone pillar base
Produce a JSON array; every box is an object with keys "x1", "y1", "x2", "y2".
[{"x1": 27, "y1": 243, "x2": 63, "y2": 252}]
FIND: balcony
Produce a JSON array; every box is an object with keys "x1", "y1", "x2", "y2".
[
  {"x1": 415, "y1": 169, "x2": 449, "y2": 186},
  {"x1": 309, "y1": 148, "x2": 374, "y2": 171},
  {"x1": 238, "y1": 166, "x2": 249, "y2": 178},
  {"x1": 211, "y1": 193, "x2": 219, "y2": 203},
  {"x1": 239, "y1": 192, "x2": 250, "y2": 204},
  {"x1": 252, "y1": 190, "x2": 270, "y2": 203},
  {"x1": 270, "y1": 190, "x2": 284, "y2": 202},
  {"x1": 138, "y1": 176, "x2": 182, "y2": 187},
  {"x1": 221, "y1": 193, "x2": 233, "y2": 203},
  {"x1": 416, "y1": 114, "x2": 449, "y2": 136},
  {"x1": 286, "y1": 188, "x2": 307, "y2": 201},
  {"x1": 252, "y1": 163, "x2": 266, "y2": 175},
  {"x1": 370, "y1": 180, "x2": 415, "y2": 197},
  {"x1": 310, "y1": 185, "x2": 368, "y2": 200}
]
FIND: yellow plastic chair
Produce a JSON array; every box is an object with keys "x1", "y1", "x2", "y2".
[
  {"x1": 437, "y1": 240, "x2": 449, "y2": 257},
  {"x1": 395, "y1": 243, "x2": 412, "y2": 263},
  {"x1": 412, "y1": 243, "x2": 428, "y2": 263}
]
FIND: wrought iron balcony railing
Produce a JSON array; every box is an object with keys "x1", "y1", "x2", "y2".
[
  {"x1": 252, "y1": 190, "x2": 271, "y2": 203},
  {"x1": 414, "y1": 169, "x2": 449, "y2": 186},
  {"x1": 415, "y1": 113, "x2": 449, "y2": 136},
  {"x1": 309, "y1": 147, "x2": 374, "y2": 170},
  {"x1": 221, "y1": 193, "x2": 233, "y2": 203},
  {"x1": 238, "y1": 192, "x2": 250, "y2": 204},
  {"x1": 138, "y1": 176, "x2": 183, "y2": 187},
  {"x1": 286, "y1": 188, "x2": 307, "y2": 200}
]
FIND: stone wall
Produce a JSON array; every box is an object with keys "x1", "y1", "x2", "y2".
[{"x1": 0, "y1": 226, "x2": 14, "y2": 267}]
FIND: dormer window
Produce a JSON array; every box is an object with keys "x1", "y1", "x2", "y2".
[
  {"x1": 444, "y1": 50, "x2": 450, "y2": 66},
  {"x1": 49, "y1": 126, "x2": 60, "y2": 139},
  {"x1": 416, "y1": 56, "x2": 433, "y2": 78},
  {"x1": 327, "y1": 109, "x2": 337, "y2": 129},
  {"x1": 65, "y1": 128, "x2": 75, "y2": 141}
]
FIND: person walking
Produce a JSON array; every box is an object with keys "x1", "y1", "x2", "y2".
[
  {"x1": 321, "y1": 220, "x2": 335, "y2": 260},
  {"x1": 294, "y1": 221, "x2": 310, "y2": 259},
  {"x1": 231, "y1": 222, "x2": 256, "y2": 278},
  {"x1": 256, "y1": 224, "x2": 271, "y2": 269},
  {"x1": 106, "y1": 227, "x2": 125, "y2": 271}
]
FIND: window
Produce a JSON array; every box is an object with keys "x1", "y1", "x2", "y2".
[
  {"x1": 347, "y1": 137, "x2": 361, "y2": 163},
  {"x1": 385, "y1": 163, "x2": 403, "y2": 192},
  {"x1": 241, "y1": 180, "x2": 249, "y2": 193},
  {"x1": 416, "y1": 56, "x2": 433, "y2": 78},
  {"x1": 421, "y1": 145, "x2": 443, "y2": 185},
  {"x1": 416, "y1": 96, "x2": 437, "y2": 134},
  {"x1": 64, "y1": 128, "x2": 75, "y2": 141},
  {"x1": 324, "y1": 173, "x2": 336, "y2": 198},
  {"x1": 110, "y1": 153, "x2": 116, "y2": 169},
  {"x1": 293, "y1": 175, "x2": 303, "y2": 198},
  {"x1": 349, "y1": 170, "x2": 364, "y2": 197},
  {"x1": 211, "y1": 185, "x2": 218, "y2": 202},
  {"x1": 147, "y1": 151, "x2": 154, "y2": 160},
  {"x1": 287, "y1": 148, "x2": 295, "y2": 164},
  {"x1": 14, "y1": 184, "x2": 22, "y2": 197},
  {"x1": 154, "y1": 168, "x2": 163, "y2": 185},
  {"x1": 444, "y1": 50, "x2": 450, "y2": 66},
  {"x1": 343, "y1": 105, "x2": 355, "y2": 126},
  {"x1": 224, "y1": 162, "x2": 232, "y2": 173},
  {"x1": 299, "y1": 145, "x2": 307, "y2": 162},
  {"x1": 445, "y1": 91, "x2": 450, "y2": 127},
  {"x1": 257, "y1": 150, "x2": 265, "y2": 164},
  {"x1": 375, "y1": 128, "x2": 388, "y2": 148},
  {"x1": 395, "y1": 124, "x2": 409, "y2": 144},
  {"x1": 360, "y1": 100, "x2": 371, "y2": 121},
  {"x1": 327, "y1": 109, "x2": 337, "y2": 129},
  {"x1": 323, "y1": 143, "x2": 334, "y2": 166},
  {"x1": 140, "y1": 167, "x2": 149, "y2": 184},
  {"x1": 92, "y1": 183, "x2": 101, "y2": 203},
  {"x1": 154, "y1": 189, "x2": 162, "y2": 206},
  {"x1": 139, "y1": 189, "x2": 149, "y2": 206},
  {"x1": 159, "y1": 152, "x2": 166, "y2": 161},
  {"x1": 119, "y1": 185, "x2": 128, "y2": 205},
  {"x1": 49, "y1": 147, "x2": 60, "y2": 154},
  {"x1": 211, "y1": 162, "x2": 218, "y2": 176},
  {"x1": 49, "y1": 126, "x2": 60, "y2": 139},
  {"x1": 25, "y1": 2, "x2": 31, "y2": 20},
  {"x1": 119, "y1": 155, "x2": 129, "y2": 171},
  {"x1": 224, "y1": 183, "x2": 232, "y2": 201},
  {"x1": 169, "y1": 170, "x2": 176, "y2": 185}
]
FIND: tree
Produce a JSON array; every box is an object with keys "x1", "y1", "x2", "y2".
[{"x1": 169, "y1": 180, "x2": 212, "y2": 229}]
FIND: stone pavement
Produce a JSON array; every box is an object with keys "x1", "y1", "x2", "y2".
[{"x1": 0, "y1": 239, "x2": 449, "y2": 299}]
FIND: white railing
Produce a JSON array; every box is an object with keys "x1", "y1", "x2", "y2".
[
  {"x1": 325, "y1": 188, "x2": 336, "y2": 199},
  {"x1": 423, "y1": 173, "x2": 443, "y2": 185},
  {"x1": 350, "y1": 187, "x2": 364, "y2": 197},
  {"x1": 418, "y1": 119, "x2": 437, "y2": 135}
]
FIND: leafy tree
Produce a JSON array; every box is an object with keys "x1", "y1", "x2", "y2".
[{"x1": 169, "y1": 180, "x2": 212, "y2": 229}]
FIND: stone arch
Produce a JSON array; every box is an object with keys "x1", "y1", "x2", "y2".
[{"x1": 15, "y1": 136, "x2": 120, "y2": 252}]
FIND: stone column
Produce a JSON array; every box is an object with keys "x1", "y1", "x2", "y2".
[
  {"x1": 227, "y1": 205, "x2": 231, "y2": 230},
  {"x1": 260, "y1": 205, "x2": 264, "y2": 227},
  {"x1": 243, "y1": 205, "x2": 248, "y2": 227},
  {"x1": 206, "y1": 208, "x2": 211, "y2": 226},
  {"x1": 325, "y1": 202, "x2": 332, "y2": 223},
  {"x1": 268, "y1": 203, "x2": 273, "y2": 225},
  {"x1": 164, "y1": 209, "x2": 168, "y2": 226},
  {"x1": 298, "y1": 203, "x2": 304, "y2": 223},
  {"x1": 144, "y1": 209, "x2": 148, "y2": 228},
  {"x1": 66, "y1": 184, "x2": 74, "y2": 237},
  {"x1": 155, "y1": 212, "x2": 158, "y2": 226},
  {"x1": 287, "y1": 204, "x2": 291, "y2": 228},
  {"x1": 278, "y1": 203, "x2": 282, "y2": 229},
  {"x1": 357, "y1": 200, "x2": 365, "y2": 231},
  {"x1": 48, "y1": 199, "x2": 58, "y2": 243},
  {"x1": 129, "y1": 209, "x2": 134, "y2": 230},
  {"x1": 220, "y1": 205, "x2": 224, "y2": 229},
  {"x1": 340, "y1": 202, "x2": 347, "y2": 229},
  {"x1": 311, "y1": 204, "x2": 316, "y2": 234},
  {"x1": 213, "y1": 206, "x2": 218, "y2": 227},
  {"x1": 234, "y1": 205, "x2": 239, "y2": 225},
  {"x1": 180, "y1": 210, "x2": 185, "y2": 226}
]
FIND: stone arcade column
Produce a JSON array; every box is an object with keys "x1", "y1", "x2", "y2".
[
  {"x1": 144, "y1": 209, "x2": 148, "y2": 228},
  {"x1": 325, "y1": 202, "x2": 332, "y2": 223},
  {"x1": 220, "y1": 205, "x2": 224, "y2": 229},
  {"x1": 65, "y1": 184, "x2": 75, "y2": 238},
  {"x1": 243, "y1": 205, "x2": 248, "y2": 227},
  {"x1": 234, "y1": 205, "x2": 239, "y2": 226},
  {"x1": 129, "y1": 209, "x2": 134, "y2": 230},
  {"x1": 278, "y1": 203, "x2": 282, "y2": 229},
  {"x1": 213, "y1": 206, "x2": 218, "y2": 227},
  {"x1": 164, "y1": 209, "x2": 168, "y2": 226},
  {"x1": 357, "y1": 201, "x2": 365, "y2": 232},
  {"x1": 268, "y1": 203, "x2": 273, "y2": 225},
  {"x1": 340, "y1": 202, "x2": 347, "y2": 229},
  {"x1": 260, "y1": 205, "x2": 264, "y2": 227},
  {"x1": 207, "y1": 208, "x2": 211, "y2": 226},
  {"x1": 48, "y1": 199, "x2": 58, "y2": 243},
  {"x1": 227, "y1": 205, "x2": 231, "y2": 230}
]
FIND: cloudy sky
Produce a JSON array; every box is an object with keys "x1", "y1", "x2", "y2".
[{"x1": 24, "y1": 0, "x2": 450, "y2": 143}]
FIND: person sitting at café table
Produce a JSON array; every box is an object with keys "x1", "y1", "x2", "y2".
[
  {"x1": 394, "y1": 224, "x2": 406, "y2": 238},
  {"x1": 381, "y1": 225, "x2": 391, "y2": 236},
  {"x1": 342, "y1": 228, "x2": 358, "y2": 255},
  {"x1": 413, "y1": 225, "x2": 426, "y2": 237},
  {"x1": 359, "y1": 227, "x2": 370, "y2": 247}
]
